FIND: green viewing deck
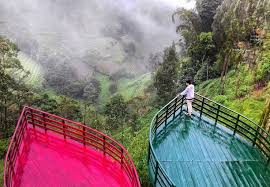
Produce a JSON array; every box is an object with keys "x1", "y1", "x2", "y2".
[
  {"x1": 148, "y1": 95, "x2": 270, "y2": 187},
  {"x1": 152, "y1": 115, "x2": 270, "y2": 187}
]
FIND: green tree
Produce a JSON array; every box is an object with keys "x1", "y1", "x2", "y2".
[
  {"x1": 173, "y1": 8, "x2": 202, "y2": 51},
  {"x1": 83, "y1": 79, "x2": 101, "y2": 104},
  {"x1": 154, "y1": 44, "x2": 178, "y2": 105},
  {"x1": 128, "y1": 112, "x2": 139, "y2": 135},
  {"x1": 196, "y1": 0, "x2": 224, "y2": 32},
  {"x1": 0, "y1": 37, "x2": 32, "y2": 137},
  {"x1": 104, "y1": 95, "x2": 128, "y2": 130},
  {"x1": 190, "y1": 32, "x2": 216, "y2": 82},
  {"x1": 56, "y1": 96, "x2": 82, "y2": 121},
  {"x1": 32, "y1": 94, "x2": 58, "y2": 114}
]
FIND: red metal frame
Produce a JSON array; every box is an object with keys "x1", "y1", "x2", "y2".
[{"x1": 4, "y1": 106, "x2": 141, "y2": 187}]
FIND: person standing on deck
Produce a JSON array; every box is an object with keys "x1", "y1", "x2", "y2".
[{"x1": 178, "y1": 80, "x2": 194, "y2": 117}]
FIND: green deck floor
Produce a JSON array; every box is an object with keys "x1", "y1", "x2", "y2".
[{"x1": 152, "y1": 115, "x2": 270, "y2": 187}]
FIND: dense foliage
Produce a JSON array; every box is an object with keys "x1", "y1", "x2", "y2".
[
  {"x1": 154, "y1": 44, "x2": 178, "y2": 105},
  {"x1": 44, "y1": 63, "x2": 101, "y2": 103},
  {"x1": 0, "y1": 37, "x2": 32, "y2": 138}
]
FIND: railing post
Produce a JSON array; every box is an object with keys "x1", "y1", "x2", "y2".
[
  {"x1": 165, "y1": 105, "x2": 169, "y2": 128},
  {"x1": 154, "y1": 160, "x2": 159, "y2": 185},
  {"x1": 83, "y1": 126, "x2": 86, "y2": 146},
  {"x1": 31, "y1": 109, "x2": 35, "y2": 129},
  {"x1": 233, "y1": 114, "x2": 240, "y2": 136},
  {"x1": 121, "y1": 148, "x2": 124, "y2": 169},
  {"x1": 103, "y1": 136, "x2": 106, "y2": 155},
  {"x1": 214, "y1": 105, "x2": 221, "y2": 128},
  {"x1": 253, "y1": 126, "x2": 260, "y2": 146},
  {"x1": 62, "y1": 120, "x2": 66, "y2": 140},
  {"x1": 43, "y1": 113, "x2": 47, "y2": 133},
  {"x1": 147, "y1": 142, "x2": 151, "y2": 162},
  {"x1": 200, "y1": 98, "x2": 205, "y2": 119},
  {"x1": 180, "y1": 97, "x2": 184, "y2": 115},
  {"x1": 155, "y1": 115, "x2": 158, "y2": 135},
  {"x1": 173, "y1": 97, "x2": 177, "y2": 119}
]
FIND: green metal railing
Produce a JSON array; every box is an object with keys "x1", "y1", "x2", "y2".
[{"x1": 148, "y1": 94, "x2": 270, "y2": 187}]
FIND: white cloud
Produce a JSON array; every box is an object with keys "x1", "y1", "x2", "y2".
[{"x1": 159, "y1": 0, "x2": 196, "y2": 9}]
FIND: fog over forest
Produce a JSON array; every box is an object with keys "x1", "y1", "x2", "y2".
[{"x1": 0, "y1": 0, "x2": 195, "y2": 77}]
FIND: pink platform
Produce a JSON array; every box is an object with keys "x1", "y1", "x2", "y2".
[
  {"x1": 4, "y1": 107, "x2": 140, "y2": 187},
  {"x1": 14, "y1": 126, "x2": 131, "y2": 187}
]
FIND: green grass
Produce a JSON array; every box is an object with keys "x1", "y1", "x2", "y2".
[
  {"x1": 18, "y1": 52, "x2": 43, "y2": 88},
  {"x1": 111, "y1": 108, "x2": 158, "y2": 186},
  {"x1": 197, "y1": 70, "x2": 268, "y2": 123},
  {"x1": 127, "y1": 109, "x2": 158, "y2": 186},
  {"x1": 117, "y1": 73, "x2": 152, "y2": 100},
  {"x1": 96, "y1": 73, "x2": 152, "y2": 106},
  {"x1": 0, "y1": 159, "x2": 4, "y2": 187},
  {"x1": 108, "y1": 108, "x2": 157, "y2": 186}
]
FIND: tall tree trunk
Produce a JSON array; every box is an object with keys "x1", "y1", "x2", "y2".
[
  {"x1": 258, "y1": 99, "x2": 270, "y2": 147},
  {"x1": 4, "y1": 98, "x2": 7, "y2": 137},
  {"x1": 0, "y1": 105, "x2": 2, "y2": 137},
  {"x1": 235, "y1": 51, "x2": 244, "y2": 97},
  {"x1": 206, "y1": 61, "x2": 209, "y2": 80},
  {"x1": 260, "y1": 99, "x2": 270, "y2": 131},
  {"x1": 220, "y1": 50, "x2": 231, "y2": 95}
]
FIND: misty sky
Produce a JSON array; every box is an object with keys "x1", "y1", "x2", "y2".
[{"x1": 0, "y1": 0, "x2": 195, "y2": 75}]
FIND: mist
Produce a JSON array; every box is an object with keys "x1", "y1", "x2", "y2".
[{"x1": 0, "y1": 0, "x2": 195, "y2": 77}]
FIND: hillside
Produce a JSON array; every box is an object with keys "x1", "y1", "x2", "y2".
[
  {"x1": 17, "y1": 52, "x2": 43, "y2": 88},
  {"x1": 198, "y1": 32, "x2": 270, "y2": 123}
]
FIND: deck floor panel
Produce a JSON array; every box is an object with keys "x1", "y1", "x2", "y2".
[
  {"x1": 13, "y1": 126, "x2": 131, "y2": 187},
  {"x1": 152, "y1": 115, "x2": 270, "y2": 187}
]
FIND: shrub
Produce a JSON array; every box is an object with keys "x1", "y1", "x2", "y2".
[{"x1": 213, "y1": 95, "x2": 228, "y2": 105}]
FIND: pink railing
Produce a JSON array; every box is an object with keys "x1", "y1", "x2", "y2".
[{"x1": 4, "y1": 106, "x2": 141, "y2": 187}]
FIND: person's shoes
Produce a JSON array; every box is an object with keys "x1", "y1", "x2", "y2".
[{"x1": 184, "y1": 113, "x2": 192, "y2": 117}]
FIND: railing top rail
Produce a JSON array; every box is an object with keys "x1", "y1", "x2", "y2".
[
  {"x1": 195, "y1": 94, "x2": 269, "y2": 137},
  {"x1": 24, "y1": 106, "x2": 135, "y2": 159},
  {"x1": 195, "y1": 94, "x2": 257, "y2": 123}
]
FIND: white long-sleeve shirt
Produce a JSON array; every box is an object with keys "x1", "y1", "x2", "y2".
[{"x1": 180, "y1": 84, "x2": 194, "y2": 99}]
